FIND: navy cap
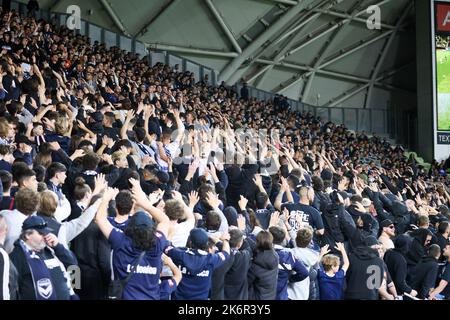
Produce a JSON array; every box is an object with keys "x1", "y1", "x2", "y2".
[
  {"x1": 156, "y1": 171, "x2": 170, "y2": 184},
  {"x1": 130, "y1": 211, "x2": 154, "y2": 228},
  {"x1": 189, "y1": 228, "x2": 209, "y2": 249},
  {"x1": 380, "y1": 219, "x2": 394, "y2": 229},
  {"x1": 22, "y1": 216, "x2": 53, "y2": 235},
  {"x1": 90, "y1": 111, "x2": 104, "y2": 123}
]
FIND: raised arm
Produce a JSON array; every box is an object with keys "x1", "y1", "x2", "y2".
[
  {"x1": 95, "y1": 187, "x2": 120, "y2": 239},
  {"x1": 129, "y1": 178, "x2": 170, "y2": 236}
]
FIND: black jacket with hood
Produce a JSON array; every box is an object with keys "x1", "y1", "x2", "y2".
[
  {"x1": 384, "y1": 235, "x2": 413, "y2": 295},
  {"x1": 406, "y1": 229, "x2": 432, "y2": 269},
  {"x1": 345, "y1": 246, "x2": 385, "y2": 300},
  {"x1": 247, "y1": 248, "x2": 279, "y2": 300},
  {"x1": 408, "y1": 255, "x2": 439, "y2": 299}
]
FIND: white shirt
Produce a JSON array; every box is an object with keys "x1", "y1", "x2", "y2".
[
  {"x1": 287, "y1": 247, "x2": 319, "y2": 300},
  {"x1": 0, "y1": 209, "x2": 32, "y2": 253}
]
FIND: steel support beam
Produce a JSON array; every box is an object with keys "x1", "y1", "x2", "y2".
[
  {"x1": 325, "y1": 62, "x2": 414, "y2": 106},
  {"x1": 271, "y1": 28, "x2": 394, "y2": 94},
  {"x1": 281, "y1": 0, "x2": 394, "y2": 60},
  {"x1": 147, "y1": 43, "x2": 239, "y2": 58},
  {"x1": 312, "y1": 9, "x2": 398, "y2": 30},
  {"x1": 98, "y1": 0, "x2": 130, "y2": 36},
  {"x1": 48, "y1": 0, "x2": 62, "y2": 12},
  {"x1": 301, "y1": 0, "x2": 364, "y2": 102},
  {"x1": 204, "y1": 0, "x2": 242, "y2": 53},
  {"x1": 364, "y1": 2, "x2": 412, "y2": 108},
  {"x1": 244, "y1": 0, "x2": 333, "y2": 86},
  {"x1": 134, "y1": 0, "x2": 178, "y2": 38},
  {"x1": 218, "y1": 0, "x2": 310, "y2": 84}
]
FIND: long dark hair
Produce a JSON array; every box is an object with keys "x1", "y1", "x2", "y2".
[{"x1": 124, "y1": 218, "x2": 157, "y2": 251}]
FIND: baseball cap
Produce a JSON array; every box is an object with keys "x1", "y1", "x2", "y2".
[
  {"x1": 129, "y1": 211, "x2": 154, "y2": 228},
  {"x1": 189, "y1": 228, "x2": 209, "y2": 249},
  {"x1": 90, "y1": 111, "x2": 104, "y2": 123},
  {"x1": 380, "y1": 219, "x2": 394, "y2": 229},
  {"x1": 22, "y1": 216, "x2": 53, "y2": 235}
]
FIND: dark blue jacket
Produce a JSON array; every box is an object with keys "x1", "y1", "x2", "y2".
[{"x1": 274, "y1": 245, "x2": 309, "y2": 300}]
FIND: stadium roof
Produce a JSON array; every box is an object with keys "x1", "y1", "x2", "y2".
[{"x1": 30, "y1": 0, "x2": 416, "y2": 108}]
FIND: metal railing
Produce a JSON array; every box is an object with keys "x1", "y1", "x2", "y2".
[{"x1": 7, "y1": 0, "x2": 392, "y2": 139}]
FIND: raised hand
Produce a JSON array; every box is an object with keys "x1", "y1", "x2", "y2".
[
  {"x1": 206, "y1": 191, "x2": 221, "y2": 209},
  {"x1": 269, "y1": 211, "x2": 281, "y2": 227},
  {"x1": 237, "y1": 214, "x2": 246, "y2": 231},
  {"x1": 238, "y1": 195, "x2": 248, "y2": 211},
  {"x1": 93, "y1": 173, "x2": 107, "y2": 195},
  {"x1": 103, "y1": 187, "x2": 119, "y2": 202},
  {"x1": 129, "y1": 178, "x2": 148, "y2": 206},
  {"x1": 188, "y1": 191, "x2": 199, "y2": 209}
]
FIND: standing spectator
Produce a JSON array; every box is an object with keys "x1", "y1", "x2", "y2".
[
  {"x1": 409, "y1": 244, "x2": 441, "y2": 299},
  {"x1": 248, "y1": 230, "x2": 279, "y2": 300},
  {"x1": 95, "y1": 180, "x2": 170, "y2": 300},
  {"x1": 0, "y1": 170, "x2": 14, "y2": 210},
  {"x1": 384, "y1": 235, "x2": 418, "y2": 297},
  {"x1": 279, "y1": 186, "x2": 324, "y2": 240},
  {"x1": 0, "y1": 215, "x2": 18, "y2": 299},
  {"x1": 166, "y1": 228, "x2": 230, "y2": 300},
  {"x1": 71, "y1": 195, "x2": 111, "y2": 300},
  {"x1": 240, "y1": 83, "x2": 249, "y2": 101},
  {"x1": 378, "y1": 219, "x2": 395, "y2": 251},
  {"x1": 0, "y1": 188, "x2": 39, "y2": 253},
  {"x1": 436, "y1": 221, "x2": 450, "y2": 261},
  {"x1": 287, "y1": 227, "x2": 323, "y2": 300},
  {"x1": 429, "y1": 242, "x2": 450, "y2": 300},
  {"x1": 345, "y1": 236, "x2": 385, "y2": 300},
  {"x1": 269, "y1": 225, "x2": 308, "y2": 300},
  {"x1": 406, "y1": 228, "x2": 433, "y2": 269},
  {"x1": 318, "y1": 242, "x2": 349, "y2": 300},
  {"x1": 9, "y1": 216, "x2": 78, "y2": 300},
  {"x1": 223, "y1": 228, "x2": 252, "y2": 300}
]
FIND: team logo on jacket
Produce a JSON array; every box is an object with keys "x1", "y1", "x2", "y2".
[{"x1": 37, "y1": 278, "x2": 53, "y2": 299}]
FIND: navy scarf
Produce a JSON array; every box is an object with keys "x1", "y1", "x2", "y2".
[{"x1": 20, "y1": 241, "x2": 57, "y2": 300}]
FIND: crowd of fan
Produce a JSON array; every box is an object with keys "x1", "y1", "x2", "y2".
[{"x1": 0, "y1": 9, "x2": 450, "y2": 301}]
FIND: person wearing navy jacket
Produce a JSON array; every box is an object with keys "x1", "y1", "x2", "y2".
[
  {"x1": 165, "y1": 227, "x2": 230, "y2": 300},
  {"x1": 269, "y1": 225, "x2": 309, "y2": 300}
]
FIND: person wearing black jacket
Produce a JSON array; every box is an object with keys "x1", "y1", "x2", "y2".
[
  {"x1": 248, "y1": 230, "x2": 278, "y2": 300},
  {"x1": 384, "y1": 235, "x2": 418, "y2": 297},
  {"x1": 225, "y1": 163, "x2": 259, "y2": 210},
  {"x1": 409, "y1": 244, "x2": 441, "y2": 299},
  {"x1": 344, "y1": 236, "x2": 385, "y2": 300},
  {"x1": 71, "y1": 219, "x2": 111, "y2": 300},
  {"x1": 406, "y1": 228, "x2": 433, "y2": 269},
  {"x1": 437, "y1": 221, "x2": 450, "y2": 262},
  {"x1": 211, "y1": 228, "x2": 252, "y2": 300},
  {"x1": 9, "y1": 216, "x2": 79, "y2": 300}
]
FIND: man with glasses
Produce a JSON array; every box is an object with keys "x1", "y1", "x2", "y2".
[
  {"x1": 9, "y1": 216, "x2": 78, "y2": 300},
  {"x1": 379, "y1": 219, "x2": 395, "y2": 251}
]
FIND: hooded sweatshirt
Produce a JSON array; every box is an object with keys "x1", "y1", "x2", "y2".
[
  {"x1": 248, "y1": 249, "x2": 279, "y2": 300},
  {"x1": 166, "y1": 246, "x2": 229, "y2": 300},
  {"x1": 384, "y1": 234, "x2": 413, "y2": 295},
  {"x1": 345, "y1": 246, "x2": 385, "y2": 300},
  {"x1": 409, "y1": 255, "x2": 439, "y2": 299},
  {"x1": 406, "y1": 229, "x2": 432, "y2": 268}
]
